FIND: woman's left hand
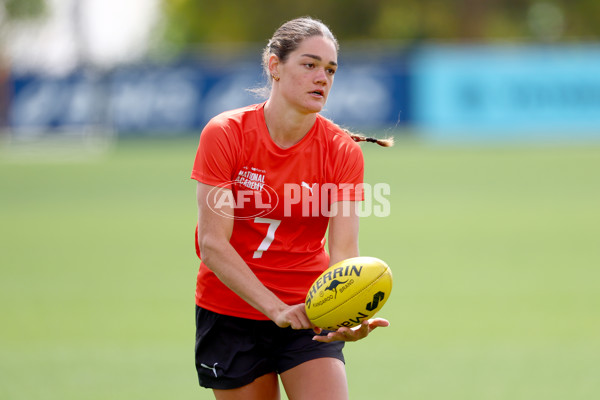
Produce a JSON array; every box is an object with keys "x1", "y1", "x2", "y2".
[{"x1": 312, "y1": 318, "x2": 390, "y2": 343}]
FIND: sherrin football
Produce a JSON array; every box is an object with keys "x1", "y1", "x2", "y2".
[{"x1": 305, "y1": 256, "x2": 392, "y2": 331}]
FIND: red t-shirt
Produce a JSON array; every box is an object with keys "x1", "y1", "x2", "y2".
[{"x1": 191, "y1": 102, "x2": 364, "y2": 319}]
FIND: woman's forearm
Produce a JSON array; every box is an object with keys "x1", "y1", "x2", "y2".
[{"x1": 199, "y1": 234, "x2": 288, "y2": 321}]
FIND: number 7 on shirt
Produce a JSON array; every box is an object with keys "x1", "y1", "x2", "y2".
[{"x1": 252, "y1": 218, "x2": 281, "y2": 258}]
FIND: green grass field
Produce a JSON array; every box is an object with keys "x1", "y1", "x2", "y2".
[{"x1": 1, "y1": 137, "x2": 599, "y2": 399}]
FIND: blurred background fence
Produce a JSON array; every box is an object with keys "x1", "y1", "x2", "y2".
[
  {"x1": 2, "y1": 0, "x2": 600, "y2": 144},
  {"x1": 6, "y1": 43, "x2": 600, "y2": 142}
]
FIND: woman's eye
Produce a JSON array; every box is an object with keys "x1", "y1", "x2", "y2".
[
  {"x1": 327, "y1": 68, "x2": 336, "y2": 75},
  {"x1": 305, "y1": 63, "x2": 315, "y2": 69}
]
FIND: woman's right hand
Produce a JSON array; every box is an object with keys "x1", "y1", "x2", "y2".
[{"x1": 272, "y1": 303, "x2": 322, "y2": 333}]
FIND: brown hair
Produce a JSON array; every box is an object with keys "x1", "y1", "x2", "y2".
[{"x1": 343, "y1": 129, "x2": 395, "y2": 147}]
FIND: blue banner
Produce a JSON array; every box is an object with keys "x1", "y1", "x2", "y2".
[
  {"x1": 8, "y1": 57, "x2": 409, "y2": 134},
  {"x1": 411, "y1": 44, "x2": 600, "y2": 141},
  {"x1": 9, "y1": 44, "x2": 600, "y2": 141}
]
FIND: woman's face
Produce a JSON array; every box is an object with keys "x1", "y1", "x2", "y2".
[{"x1": 274, "y1": 35, "x2": 338, "y2": 114}]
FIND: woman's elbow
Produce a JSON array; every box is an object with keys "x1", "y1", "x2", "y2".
[{"x1": 197, "y1": 232, "x2": 220, "y2": 266}]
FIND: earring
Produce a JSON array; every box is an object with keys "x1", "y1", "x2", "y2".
[{"x1": 272, "y1": 75, "x2": 280, "y2": 81}]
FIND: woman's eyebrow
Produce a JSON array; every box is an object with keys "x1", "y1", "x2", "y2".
[{"x1": 301, "y1": 54, "x2": 338, "y2": 66}]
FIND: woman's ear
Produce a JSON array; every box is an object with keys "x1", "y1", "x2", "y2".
[{"x1": 268, "y1": 54, "x2": 280, "y2": 81}]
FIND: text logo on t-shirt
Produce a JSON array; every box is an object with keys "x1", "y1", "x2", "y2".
[{"x1": 235, "y1": 166, "x2": 266, "y2": 191}]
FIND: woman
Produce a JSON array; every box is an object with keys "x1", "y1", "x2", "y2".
[{"x1": 191, "y1": 17, "x2": 392, "y2": 400}]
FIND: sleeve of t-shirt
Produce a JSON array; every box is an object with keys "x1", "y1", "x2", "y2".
[
  {"x1": 330, "y1": 137, "x2": 365, "y2": 203},
  {"x1": 191, "y1": 117, "x2": 239, "y2": 189}
]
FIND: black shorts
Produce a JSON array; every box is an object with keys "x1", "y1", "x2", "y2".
[{"x1": 194, "y1": 305, "x2": 345, "y2": 390}]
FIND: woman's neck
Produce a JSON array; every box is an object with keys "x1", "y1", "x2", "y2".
[{"x1": 263, "y1": 99, "x2": 317, "y2": 149}]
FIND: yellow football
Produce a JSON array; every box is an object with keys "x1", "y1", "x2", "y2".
[{"x1": 305, "y1": 256, "x2": 392, "y2": 331}]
